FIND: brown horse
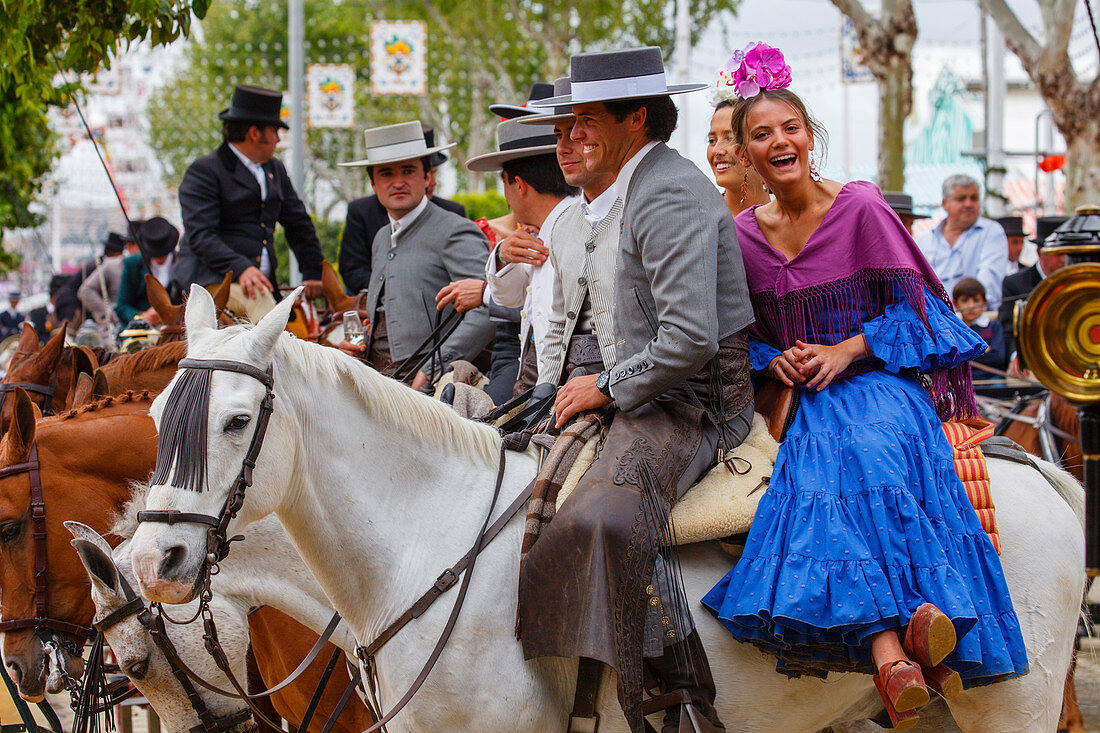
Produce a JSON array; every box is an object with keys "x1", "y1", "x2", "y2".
[{"x1": 0, "y1": 389, "x2": 371, "y2": 733}]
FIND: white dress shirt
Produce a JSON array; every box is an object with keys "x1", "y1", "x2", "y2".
[
  {"x1": 485, "y1": 195, "x2": 579, "y2": 353},
  {"x1": 613, "y1": 140, "x2": 660, "y2": 204},
  {"x1": 229, "y1": 143, "x2": 273, "y2": 277},
  {"x1": 151, "y1": 254, "x2": 174, "y2": 287},
  {"x1": 583, "y1": 185, "x2": 618, "y2": 227},
  {"x1": 387, "y1": 195, "x2": 429, "y2": 244},
  {"x1": 916, "y1": 216, "x2": 1008, "y2": 307}
]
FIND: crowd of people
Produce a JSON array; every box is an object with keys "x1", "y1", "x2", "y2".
[{"x1": 10, "y1": 39, "x2": 1068, "y2": 733}]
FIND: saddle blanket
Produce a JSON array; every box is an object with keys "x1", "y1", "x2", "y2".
[{"x1": 552, "y1": 413, "x2": 1001, "y2": 550}]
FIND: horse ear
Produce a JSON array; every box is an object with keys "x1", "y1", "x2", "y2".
[
  {"x1": 71, "y1": 538, "x2": 122, "y2": 598},
  {"x1": 212, "y1": 271, "x2": 233, "y2": 315},
  {"x1": 4, "y1": 388, "x2": 36, "y2": 461},
  {"x1": 71, "y1": 374, "x2": 94, "y2": 409},
  {"x1": 37, "y1": 327, "x2": 67, "y2": 371},
  {"x1": 91, "y1": 370, "x2": 109, "y2": 399},
  {"x1": 184, "y1": 283, "x2": 218, "y2": 336},
  {"x1": 16, "y1": 322, "x2": 39, "y2": 354},
  {"x1": 145, "y1": 273, "x2": 182, "y2": 327},
  {"x1": 322, "y1": 261, "x2": 355, "y2": 313},
  {"x1": 67, "y1": 346, "x2": 99, "y2": 407},
  {"x1": 65, "y1": 521, "x2": 113, "y2": 556},
  {"x1": 246, "y1": 286, "x2": 301, "y2": 362}
]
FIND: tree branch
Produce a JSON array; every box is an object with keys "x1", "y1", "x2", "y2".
[
  {"x1": 830, "y1": 0, "x2": 878, "y2": 34},
  {"x1": 982, "y1": 0, "x2": 1042, "y2": 70}
]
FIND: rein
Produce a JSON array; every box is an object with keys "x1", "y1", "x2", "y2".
[{"x1": 0, "y1": 443, "x2": 95, "y2": 642}]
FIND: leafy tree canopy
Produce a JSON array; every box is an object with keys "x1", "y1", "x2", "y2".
[
  {"x1": 148, "y1": 0, "x2": 741, "y2": 208},
  {"x1": 0, "y1": 0, "x2": 206, "y2": 237}
]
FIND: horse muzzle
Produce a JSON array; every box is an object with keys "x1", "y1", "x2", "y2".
[
  {"x1": 3, "y1": 636, "x2": 48, "y2": 701},
  {"x1": 131, "y1": 544, "x2": 203, "y2": 604}
]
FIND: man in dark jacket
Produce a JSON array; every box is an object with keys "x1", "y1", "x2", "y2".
[
  {"x1": 174, "y1": 85, "x2": 324, "y2": 322},
  {"x1": 998, "y1": 215, "x2": 1068, "y2": 370},
  {"x1": 116, "y1": 217, "x2": 180, "y2": 324},
  {"x1": 338, "y1": 125, "x2": 466, "y2": 295}
]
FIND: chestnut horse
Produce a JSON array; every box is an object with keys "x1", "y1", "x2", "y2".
[{"x1": 0, "y1": 389, "x2": 371, "y2": 732}]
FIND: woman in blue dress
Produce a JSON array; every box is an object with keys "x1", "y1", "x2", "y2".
[{"x1": 700, "y1": 44, "x2": 1029, "y2": 729}]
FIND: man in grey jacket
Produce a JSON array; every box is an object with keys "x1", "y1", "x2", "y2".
[
  {"x1": 336, "y1": 121, "x2": 494, "y2": 390},
  {"x1": 519, "y1": 48, "x2": 755, "y2": 733}
]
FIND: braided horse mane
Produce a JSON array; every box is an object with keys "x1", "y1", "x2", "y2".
[{"x1": 53, "y1": 390, "x2": 155, "y2": 422}]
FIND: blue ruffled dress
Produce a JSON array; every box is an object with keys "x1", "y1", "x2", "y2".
[{"x1": 701, "y1": 290, "x2": 1030, "y2": 687}]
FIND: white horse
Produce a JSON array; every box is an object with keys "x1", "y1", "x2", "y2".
[
  {"x1": 129, "y1": 286, "x2": 1086, "y2": 733},
  {"x1": 67, "y1": 510, "x2": 357, "y2": 733}
]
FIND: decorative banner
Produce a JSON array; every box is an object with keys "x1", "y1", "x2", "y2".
[
  {"x1": 308, "y1": 64, "x2": 356, "y2": 128},
  {"x1": 370, "y1": 20, "x2": 427, "y2": 96},
  {"x1": 840, "y1": 18, "x2": 875, "y2": 84}
]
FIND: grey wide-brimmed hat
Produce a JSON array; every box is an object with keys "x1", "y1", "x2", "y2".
[
  {"x1": 531, "y1": 47, "x2": 706, "y2": 107},
  {"x1": 518, "y1": 77, "x2": 575, "y2": 126},
  {"x1": 465, "y1": 118, "x2": 558, "y2": 172},
  {"x1": 339, "y1": 121, "x2": 456, "y2": 168},
  {"x1": 489, "y1": 82, "x2": 555, "y2": 119}
]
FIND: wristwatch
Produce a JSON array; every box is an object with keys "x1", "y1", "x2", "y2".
[{"x1": 595, "y1": 370, "x2": 612, "y2": 398}]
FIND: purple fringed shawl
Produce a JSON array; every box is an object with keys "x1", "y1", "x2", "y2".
[{"x1": 734, "y1": 180, "x2": 979, "y2": 421}]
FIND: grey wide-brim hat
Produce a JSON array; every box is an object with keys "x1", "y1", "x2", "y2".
[
  {"x1": 489, "y1": 82, "x2": 555, "y2": 119},
  {"x1": 518, "y1": 77, "x2": 575, "y2": 126},
  {"x1": 339, "y1": 121, "x2": 456, "y2": 168},
  {"x1": 465, "y1": 118, "x2": 558, "y2": 172},
  {"x1": 531, "y1": 46, "x2": 706, "y2": 107}
]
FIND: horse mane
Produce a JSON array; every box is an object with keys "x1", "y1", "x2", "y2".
[
  {"x1": 272, "y1": 333, "x2": 502, "y2": 468},
  {"x1": 54, "y1": 390, "x2": 155, "y2": 421},
  {"x1": 112, "y1": 480, "x2": 150, "y2": 539},
  {"x1": 104, "y1": 340, "x2": 188, "y2": 377}
]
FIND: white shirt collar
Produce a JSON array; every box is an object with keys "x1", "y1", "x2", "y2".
[
  {"x1": 229, "y1": 143, "x2": 267, "y2": 198},
  {"x1": 613, "y1": 140, "x2": 660, "y2": 204},
  {"x1": 1036, "y1": 258, "x2": 1051, "y2": 280},
  {"x1": 971, "y1": 314, "x2": 990, "y2": 327},
  {"x1": 541, "y1": 195, "x2": 580, "y2": 238},
  {"x1": 582, "y1": 185, "x2": 617, "y2": 226},
  {"x1": 388, "y1": 195, "x2": 430, "y2": 240}
]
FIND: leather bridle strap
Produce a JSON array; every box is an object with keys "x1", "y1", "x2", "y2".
[
  {"x1": 0, "y1": 378, "x2": 58, "y2": 416},
  {"x1": 0, "y1": 443, "x2": 94, "y2": 640}
]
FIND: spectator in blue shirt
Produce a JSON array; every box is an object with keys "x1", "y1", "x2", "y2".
[{"x1": 916, "y1": 174, "x2": 1008, "y2": 308}]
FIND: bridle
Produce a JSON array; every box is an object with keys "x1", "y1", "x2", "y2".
[
  {"x1": 0, "y1": 442, "x2": 94, "y2": 647},
  {"x1": 137, "y1": 358, "x2": 275, "y2": 577},
  {"x1": 0, "y1": 376, "x2": 58, "y2": 417},
  {"x1": 92, "y1": 564, "x2": 252, "y2": 733}
]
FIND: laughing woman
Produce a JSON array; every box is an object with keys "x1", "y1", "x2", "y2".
[
  {"x1": 700, "y1": 44, "x2": 1029, "y2": 730},
  {"x1": 707, "y1": 92, "x2": 769, "y2": 216}
]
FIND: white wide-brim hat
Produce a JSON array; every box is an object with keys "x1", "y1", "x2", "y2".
[
  {"x1": 517, "y1": 76, "x2": 576, "y2": 126},
  {"x1": 339, "y1": 121, "x2": 456, "y2": 168},
  {"x1": 530, "y1": 46, "x2": 706, "y2": 107},
  {"x1": 465, "y1": 118, "x2": 558, "y2": 172}
]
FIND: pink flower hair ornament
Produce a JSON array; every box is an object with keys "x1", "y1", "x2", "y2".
[{"x1": 708, "y1": 42, "x2": 793, "y2": 105}]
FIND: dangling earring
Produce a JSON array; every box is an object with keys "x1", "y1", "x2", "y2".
[
  {"x1": 739, "y1": 176, "x2": 749, "y2": 208},
  {"x1": 809, "y1": 158, "x2": 822, "y2": 183}
]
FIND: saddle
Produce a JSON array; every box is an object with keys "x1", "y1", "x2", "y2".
[{"x1": 753, "y1": 380, "x2": 800, "y2": 443}]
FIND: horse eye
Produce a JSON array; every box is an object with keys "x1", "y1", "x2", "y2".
[
  {"x1": 126, "y1": 658, "x2": 149, "y2": 679},
  {"x1": 224, "y1": 415, "x2": 251, "y2": 432},
  {"x1": 0, "y1": 521, "x2": 21, "y2": 542}
]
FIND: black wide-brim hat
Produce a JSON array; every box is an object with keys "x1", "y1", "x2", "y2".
[
  {"x1": 489, "y1": 82, "x2": 555, "y2": 119},
  {"x1": 1033, "y1": 215, "x2": 1070, "y2": 245},
  {"x1": 139, "y1": 217, "x2": 180, "y2": 259},
  {"x1": 518, "y1": 77, "x2": 576, "y2": 126},
  {"x1": 882, "y1": 192, "x2": 930, "y2": 219},
  {"x1": 996, "y1": 216, "x2": 1026, "y2": 238},
  {"x1": 218, "y1": 85, "x2": 289, "y2": 130},
  {"x1": 531, "y1": 47, "x2": 705, "y2": 107},
  {"x1": 422, "y1": 125, "x2": 448, "y2": 168}
]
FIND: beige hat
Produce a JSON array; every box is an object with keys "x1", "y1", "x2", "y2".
[
  {"x1": 339, "y1": 121, "x2": 456, "y2": 168},
  {"x1": 465, "y1": 118, "x2": 557, "y2": 172}
]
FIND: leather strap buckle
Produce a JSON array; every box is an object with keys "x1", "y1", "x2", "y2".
[
  {"x1": 567, "y1": 712, "x2": 600, "y2": 733},
  {"x1": 434, "y1": 568, "x2": 458, "y2": 593}
]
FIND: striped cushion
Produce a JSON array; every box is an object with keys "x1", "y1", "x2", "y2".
[{"x1": 942, "y1": 420, "x2": 1000, "y2": 554}]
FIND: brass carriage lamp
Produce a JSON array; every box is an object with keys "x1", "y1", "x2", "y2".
[{"x1": 1018, "y1": 205, "x2": 1100, "y2": 572}]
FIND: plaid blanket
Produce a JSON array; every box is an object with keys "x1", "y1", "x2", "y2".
[{"x1": 519, "y1": 412, "x2": 606, "y2": 559}]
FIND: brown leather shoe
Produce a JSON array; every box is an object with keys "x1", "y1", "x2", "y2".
[{"x1": 903, "y1": 603, "x2": 957, "y2": 669}]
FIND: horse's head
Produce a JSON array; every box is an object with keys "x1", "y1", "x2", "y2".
[
  {"x1": 70, "y1": 524, "x2": 253, "y2": 733},
  {"x1": 1, "y1": 325, "x2": 66, "y2": 431},
  {"x1": 131, "y1": 285, "x2": 300, "y2": 605},
  {"x1": 0, "y1": 389, "x2": 89, "y2": 700}
]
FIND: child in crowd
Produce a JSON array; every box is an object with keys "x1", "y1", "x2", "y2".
[{"x1": 953, "y1": 278, "x2": 1006, "y2": 370}]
